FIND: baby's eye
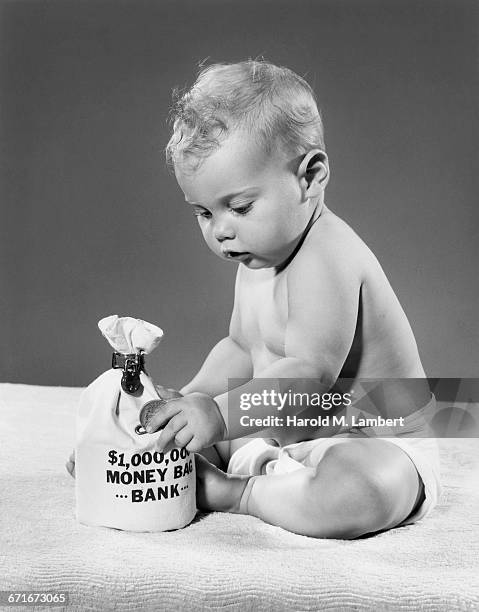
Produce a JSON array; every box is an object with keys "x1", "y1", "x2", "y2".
[
  {"x1": 230, "y1": 203, "x2": 253, "y2": 216},
  {"x1": 193, "y1": 208, "x2": 212, "y2": 219}
]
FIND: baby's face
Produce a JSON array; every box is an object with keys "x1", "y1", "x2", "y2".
[{"x1": 174, "y1": 130, "x2": 314, "y2": 270}]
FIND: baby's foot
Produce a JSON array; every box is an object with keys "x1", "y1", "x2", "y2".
[
  {"x1": 195, "y1": 454, "x2": 250, "y2": 513},
  {"x1": 65, "y1": 450, "x2": 75, "y2": 479}
]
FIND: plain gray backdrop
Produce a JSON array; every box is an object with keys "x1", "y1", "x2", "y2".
[{"x1": 1, "y1": 0, "x2": 477, "y2": 388}]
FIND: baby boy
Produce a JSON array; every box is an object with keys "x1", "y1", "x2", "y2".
[
  {"x1": 144, "y1": 60, "x2": 441, "y2": 538},
  {"x1": 69, "y1": 60, "x2": 441, "y2": 538}
]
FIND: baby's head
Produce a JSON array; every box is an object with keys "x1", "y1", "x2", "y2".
[{"x1": 166, "y1": 60, "x2": 329, "y2": 269}]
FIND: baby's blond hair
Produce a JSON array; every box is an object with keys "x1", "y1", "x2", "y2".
[{"x1": 166, "y1": 60, "x2": 325, "y2": 170}]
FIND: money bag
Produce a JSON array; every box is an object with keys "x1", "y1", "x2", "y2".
[{"x1": 75, "y1": 315, "x2": 197, "y2": 531}]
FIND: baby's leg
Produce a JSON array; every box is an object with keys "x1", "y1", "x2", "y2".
[
  {"x1": 196, "y1": 438, "x2": 423, "y2": 539},
  {"x1": 200, "y1": 437, "x2": 253, "y2": 470},
  {"x1": 196, "y1": 454, "x2": 250, "y2": 512},
  {"x1": 197, "y1": 444, "x2": 226, "y2": 469}
]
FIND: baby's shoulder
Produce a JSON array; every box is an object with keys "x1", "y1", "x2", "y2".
[{"x1": 293, "y1": 209, "x2": 377, "y2": 278}]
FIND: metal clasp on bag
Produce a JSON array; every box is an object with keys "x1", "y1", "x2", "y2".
[{"x1": 112, "y1": 351, "x2": 145, "y2": 395}]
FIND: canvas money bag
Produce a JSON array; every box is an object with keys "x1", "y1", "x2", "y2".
[{"x1": 76, "y1": 315, "x2": 197, "y2": 531}]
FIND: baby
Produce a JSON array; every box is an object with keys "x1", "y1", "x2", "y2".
[
  {"x1": 68, "y1": 60, "x2": 441, "y2": 538},
  {"x1": 148, "y1": 59, "x2": 443, "y2": 538}
]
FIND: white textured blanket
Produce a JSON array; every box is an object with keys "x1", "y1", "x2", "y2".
[{"x1": 0, "y1": 384, "x2": 478, "y2": 611}]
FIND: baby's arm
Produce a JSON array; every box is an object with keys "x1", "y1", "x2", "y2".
[
  {"x1": 180, "y1": 336, "x2": 252, "y2": 397},
  {"x1": 177, "y1": 336, "x2": 252, "y2": 467},
  {"x1": 147, "y1": 243, "x2": 361, "y2": 450},
  {"x1": 215, "y1": 237, "x2": 361, "y2": 439}
]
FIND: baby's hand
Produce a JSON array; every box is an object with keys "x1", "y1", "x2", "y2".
[{"x1": 139, "y1": 392, "x2": 227, "y2": 452}]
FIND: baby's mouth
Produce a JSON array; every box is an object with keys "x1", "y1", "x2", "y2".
[{"x1": 222, "y1": 250, "x2": 250, "y2": 260}]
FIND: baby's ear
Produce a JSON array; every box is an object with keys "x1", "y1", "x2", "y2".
[{"x1": 297, "y1": 150, "x2": 329, "y2": 200}]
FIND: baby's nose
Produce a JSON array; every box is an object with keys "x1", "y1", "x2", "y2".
[{"x1": 213, "y1": 221, "x2": 235, "y2": 242}]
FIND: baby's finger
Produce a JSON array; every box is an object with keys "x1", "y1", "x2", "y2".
[
  {"x1": 173, "y1": 427, "x2": 194, "y2": 449},
  {"x1": 185, "y1": 436, "x2": 204, "y2": 453},
  {"x1": 155, "y1": 385, "x2": 183, "y2": 400},
  {"x1": 160, "y1": 427, "x2": 194, "y2": 455},
  {"x1": 157, "y1": 413, "x2": 187, "y2": 451},
  {"x1": 139, "y1": 398, "x2": 182, "y2": 431}
]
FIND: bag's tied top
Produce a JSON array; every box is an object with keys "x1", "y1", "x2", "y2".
[
  {"x1": 98, "y1": 315, "x2": 164, "y2": 355},
  {"x1": 98, "y1": 316, "x2": 164, "y2": 395}
]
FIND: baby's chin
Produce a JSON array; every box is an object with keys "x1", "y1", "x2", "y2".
[{"x1": 241, "y1": 258, "x2": 273, "y2": 270}]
